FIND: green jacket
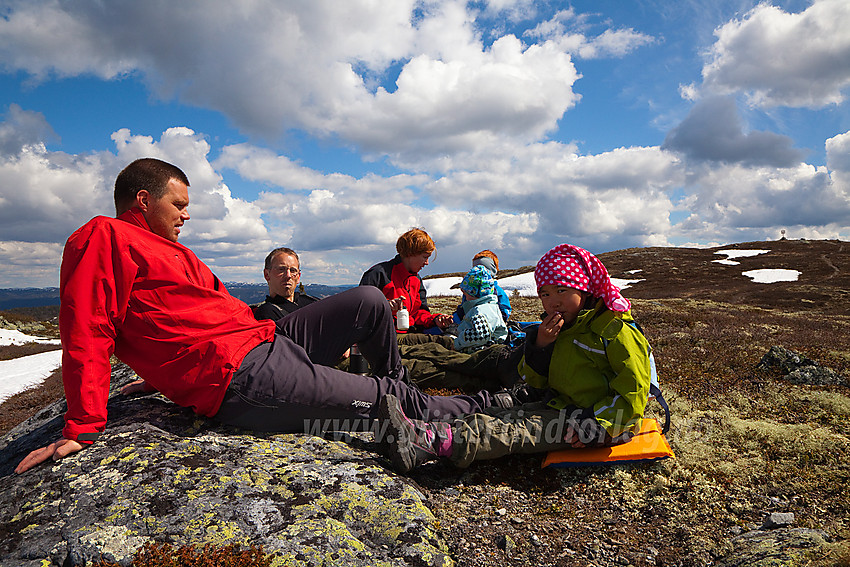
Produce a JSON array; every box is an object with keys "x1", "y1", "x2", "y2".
[{"x1": 518, "y1": 302, "x2": 651, "y2": 437}]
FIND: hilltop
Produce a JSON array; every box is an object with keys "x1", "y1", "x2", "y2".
[
  {"x1": 599, "y1": 239, "x2": 849, "y2": 315},
  {"x1": 428, "y1": 238, "x2": 850, "y2": 316}
]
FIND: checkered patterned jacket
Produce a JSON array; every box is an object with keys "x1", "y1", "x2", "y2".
[{"x1": 453, "y1": 294, "x2": 508, "y2": 353}]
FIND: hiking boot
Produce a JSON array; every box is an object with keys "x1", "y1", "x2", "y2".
[
  {"x1": 495, "y1": 344, "x2": 524, "y2": 386},
  {"x1": 492, "y1": 389, "x2": 516, "y2": 409},
  {"x1": 509, "y1": 382, "x2": 547, "y2": 404},
  {"x1": 379, "y1": 394, "x2": 453, "y2": 473},
  {"x1": 491, "y1": 383, "x2": 547, "y2": 408}
]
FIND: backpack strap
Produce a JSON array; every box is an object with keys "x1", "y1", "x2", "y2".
[
  {"x1": 604, "y1": 320, "x2": 671, "y2": 434},
  {"x1": 650, "y1": 382, "x2": 671, "y2": 434}
]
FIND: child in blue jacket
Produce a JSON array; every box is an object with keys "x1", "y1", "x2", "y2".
[
  {"x1": 452, "y1": 249, "x2": 512, "y2": 324},
  {"x1": 454, "y1": 265, "x2": 508, "y2": 353},
  {"x1": 380, "y1": 244, "x2": 653, "y2": 473}
]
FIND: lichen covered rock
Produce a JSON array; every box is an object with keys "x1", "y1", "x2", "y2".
[
  {"x1": 757, "y1": 345, "x2": 845, "y2": 386},
  {"x1": 715, "y1": 527, "x2": 830, "y2": 567},
  {"x1": 0, "y1": 365, "x2": 453, "y2": 567}
]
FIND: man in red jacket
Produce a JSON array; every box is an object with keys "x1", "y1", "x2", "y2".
[{"x1": 15, "y1": 158, "x2": 505, "y2": 474}]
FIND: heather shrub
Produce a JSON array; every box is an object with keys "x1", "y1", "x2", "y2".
[{"x1": 91, "y1": 542, "x2": 273, "y2": 567}]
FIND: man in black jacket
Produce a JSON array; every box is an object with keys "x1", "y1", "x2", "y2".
[{"x1": 253, "y1": 247, "x2": 319, "y2": 321}]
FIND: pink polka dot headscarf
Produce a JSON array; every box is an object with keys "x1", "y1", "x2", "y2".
[{"x1": 534, "y1": 244, "x2": 631, "y2": 312}]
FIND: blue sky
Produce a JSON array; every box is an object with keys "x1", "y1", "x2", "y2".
[{"x1": 1, "y1": 0, "x2": 848, "y2": 288}]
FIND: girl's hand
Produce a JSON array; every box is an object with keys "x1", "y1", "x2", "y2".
[
  {"x1": 389, "y1": 297, "x2": 405, "y2": 311},
  {"x1": 535, "y1": 311, "x2": 564, "y2": 348}
]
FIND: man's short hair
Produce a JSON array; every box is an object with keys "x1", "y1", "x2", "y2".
[
  {"x1": 396, "y1": 228, "x2": 435, "y2": 257},
  {"x1": 114, "y1": 158, "x2": 191, "y2": 215},
  {"x1": 264, "y1": 247, "x2": 301, "y2": 270}
]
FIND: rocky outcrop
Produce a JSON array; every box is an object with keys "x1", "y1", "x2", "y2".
[
  {"x1": 0, "y1": 364, "x2": 453, "y2": 567},
  {"x1": 716, "y1": 527, "x2": 831, "y2": 567},
  {"x1": 0, "y1": 315, "x2": 51, "y2": 335},
  {"x1": 757, "y1": 345, "x2": 846, "y2": 386}
]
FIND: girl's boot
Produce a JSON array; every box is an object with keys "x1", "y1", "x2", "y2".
[{"x1": 379, "y1": 394, "x2": 453, "y2": 473}]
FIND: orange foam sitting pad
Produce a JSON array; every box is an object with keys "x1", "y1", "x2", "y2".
[{"x1": 542, "y1": 418, "x2": 675, "y2": 468}]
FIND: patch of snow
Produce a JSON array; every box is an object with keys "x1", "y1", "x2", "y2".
[
  {"x1": 713, "y1": 249, "x2": 769, "y2": 265},
  {"x1": 742, "y1": 269, "x2": 801, "y2": 284},
  {"x1": 423, "y1": 276, "x2": 464, "y2": 296},
  {"x1": 716, "y1": 249, "x2": 770, "y2": 259},
  {"x1": 496, "y1": 272, "x2": 537, "y2": 297},
  {"x1": 612, "y1": 278, "x2": 644, "y2": 290},
  {"x1": 427, "y1": 271, "x2": 643, "y2": 297},
  {"x1": 0, "y1": 329, "x2": 61, "y2": 347},
  {"x1": 0, "y1": 349, "x2": 62, "y2": 404}
]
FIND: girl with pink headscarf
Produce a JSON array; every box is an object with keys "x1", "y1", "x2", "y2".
[
  {"x1": 522, "y1": 244, "x2": 650, "y2": 445},
  {"x1": 379, "y1": 244, "x2": 655, "y2": 473}
]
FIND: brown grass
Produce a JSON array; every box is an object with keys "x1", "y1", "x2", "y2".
[
  {"x1": 0, "y1": 366, "x2": 63, "y2": 436},
  {"x1": 0, "y1": 312, "x2": 64, "y2": 435},
  {"x1": 0, "y1": 342, "x2": 61, "y2": 361}
]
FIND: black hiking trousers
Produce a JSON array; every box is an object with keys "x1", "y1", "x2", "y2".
[{"x1": 213, "y1": 286, "x2": 497, "y2": 433}]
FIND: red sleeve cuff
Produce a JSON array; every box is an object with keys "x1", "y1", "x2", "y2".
[
  {"x1": 75, "y1": 432, "x2": 100, "y2": 444},
  {"x1": 63, "y1": 424, "x2": 102, "y2": 445}
]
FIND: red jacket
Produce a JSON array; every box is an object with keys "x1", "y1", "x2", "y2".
[
  {"x1": 359, "y1": 255, "x2": 436, "y2": 331},
  {"x1": 59, "y1": 208, "x2": 275, "y2": 443}
]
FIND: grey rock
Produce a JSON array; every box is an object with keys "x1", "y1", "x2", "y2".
[
  {"x1": 757, "y1": 346, "x2": 815, "y2": 374},
  {"x1": 715, "y1": 527, "x2": 830, "y2": 567},
  {"x1": 0, "y1": 364, "x2": 453, "y2": 567},
  {"x1": 784, "y1": 366, "x2": 844, "y2": 386},
  {"x1": 497, "y1": 534, "x2": 515, "y2": 556},
  {"x1": 762, "y1": 512, "x2": 795, "y2": 529},
  {"x1": 757, "y1": 346, "x2": 845, "y2": 386}
]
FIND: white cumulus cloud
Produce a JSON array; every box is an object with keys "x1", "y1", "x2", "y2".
[
  {"x1": 701, "y1": 0, "x2": 850, "y2": 108},
  {"x1": 0, "y1": 0, "x2": 583, "y2": 159}
]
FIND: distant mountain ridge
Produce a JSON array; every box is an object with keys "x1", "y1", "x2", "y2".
[
  {"x1": 225, "y1": 283, "x2": 356, "y2": 305},
  {"x1": 0, "y1": 288, "x2": 60, "y2": 310}
]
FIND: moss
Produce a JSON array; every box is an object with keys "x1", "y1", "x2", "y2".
[
  {"x1": 118, "y1": 446, "x2": 138, "y2": 460},
  {"x1": 814, "y1": 541, "x2": 850, "y2": 567},
  {"x1": 10, "y1": 499, "x2": 48, "y2": 522},
  {"x1": 200, "y1": 520, "x2": 244, "y2": 548}
]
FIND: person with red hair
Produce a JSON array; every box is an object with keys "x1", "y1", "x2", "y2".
[{"x1": 360, "y1": 228, "x2": 453, "y2": 342}]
